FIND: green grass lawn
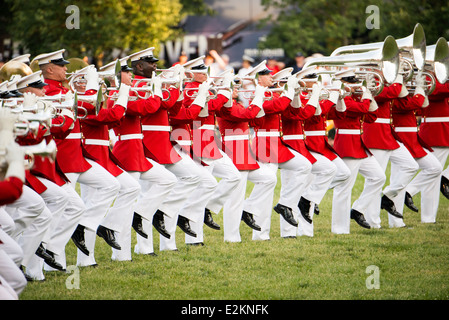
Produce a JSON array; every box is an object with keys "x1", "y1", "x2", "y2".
[{"x1": 20, "y1": 167, "x2": 449, "y2": 301}]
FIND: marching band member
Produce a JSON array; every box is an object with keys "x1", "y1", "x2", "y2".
[
  {"x1": 362, "y1": 73, "x2": 419, "y2": 228},
  {"x1": 37, "y1": 49, "x2": 122, "y2": 267},
  {"x1": 248, "y1": 61, "x2": 311, "y2": 240},
  {"x1": 216, "y1": 83, "x2": 278, "y2": 242},
  {"x1": 282, "y1": 72, "x2": 340, "y2": 238},
  {"x1": 76, "y1": 60, "x2": 141, "y2": 263},
  {"x1": 412, "y1": 76, "x2": 449, "y2": 204},
  {"x1": 329, "y1": 70, "x2": 386, "y2": 234},
  {"x1": 172, "y1": 56, "x2": 241, "y2": 247},
  {"x1": 391, "y1": 78, "x2": 442, "y2": 224}
]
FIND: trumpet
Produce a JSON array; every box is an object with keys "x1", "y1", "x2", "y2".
[
  {"x1": 237, "y1": 88, "x2": 285, "y2": 101},
  {"x1": 104, "y1": 84, "x2": 171, "y2": 102},
  {"x1": 0, "y1": 139, "x2": 57, "y2": 171},
  {"x1": 184, "y1": 86, "x2": 218, "y2": 101}
]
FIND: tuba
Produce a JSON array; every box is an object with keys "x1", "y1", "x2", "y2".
[
  {"x1": 303, "y1": 35, "x2": 400, "y2": 86},
  {"x1": 425, "y1": 37, "x2": 449, "y2": 84}
]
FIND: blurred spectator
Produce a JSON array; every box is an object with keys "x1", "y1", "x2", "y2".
[
  {"x1": 208, "y1": 50, "x2": 233, "y2": 76},
  {"x1": 266, "y1": 57, "x2": 284, "y2": 74},
  {"x1": 237, "y1": 55, "x2": 255, "y2": 107},
  {"x1": 172, "y1": 51, "x2": 188, "y2": 66},
  {"x1": 292, "y1": 51, "x2": 305, "y2": 73}
]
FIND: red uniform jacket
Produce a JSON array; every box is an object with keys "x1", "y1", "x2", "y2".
[
  {"x1": 303, "y1": 97, "x2": 339, "y2": 161},
  {"x1": 139, "y1": 76, "x2": 182, "y2": 165},
  {"x1": 251, "y1": 92, "x2": 294, "y2": 163},
  {"x1": 44, "y1": 78, "x2": 93, "y2": 173},
  {"x1": 110, "y1": 80, "x2": 162, "y2": 172},
  {"x1": 0, "y1": 177, "x2": 23, "y2": 205},
  {"x1": 418, "y1": 80, "x2": 449, "y2": 147},
  {"x1": 182, "y1": 81, "x2": 229, "y2": 160},
  {"x1": 280, "y1": 100, "x2": 317, "y2": 164},
  {"x1": 217, "y1": 100, "x2": 262, "y2": 170},
  {"x1": 362, "y1": 83, "x2": 403, "y2": 150},
  {"x1": 392, "y1": 93, "x2": 428, "y2": 158},
  {"x1": 80, "y1": 96, "x2": 126, "y2": 177},
  {"x1": 331, "y1": 95, "x2": 374, "y2": 159}
]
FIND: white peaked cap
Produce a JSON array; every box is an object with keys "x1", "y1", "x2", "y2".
[
  {"x1": 245, "y1": 60, "x2": 269, "y2": 77},
  {"x1": 100, "y1": 57, "x2": 132, "y2": 73},
  {"x1": 11, "y1": 54, "x2": 31, "y2": 64},
  {"x1": 7, "y1": 75, "x2": 22, "y2": 91},
  {"x1": 333, "y1": 69, "x2": 357, "y2": 80},
  {"x1": 128, "y1": 47, "x2": 158, "y2": 62},
  {"x1": 17, "y1": 71, "x2": 47, "y2": 89},
  {"x1": 182, "y1": 55, "x2": 207, "y2": 71},
  {"x1": 33, "y1": 49, "x2": 70, "y2": 66},
  {"x1": 272, "y1": 67, "x2": 293, "y2": 81},
  {"x1": 294, "y1": 66, "x2": 318, "y2": 79}
]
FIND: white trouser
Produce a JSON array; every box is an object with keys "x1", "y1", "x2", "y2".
[
  {"x1": 126, "y1": 158, "x2": 177, "y2": 255},
  {"x1": 430, "y1": 147, "x2": 449, "y2": 179},
  {"x1": 283, "y1": 151, "x2": 337, "y2": 238},
  {"x1": 23, "y1": 178, "x2": 69, "y2": 279},
  {"x1": 66, "y1": 159, "x2": 121, "y2": 233},
  {"x1": 254, "y1": 148, "x2": 313, "y2": 240},
  {"x1": 0, "y1": 227, "x2": 24, "y2": 268},
  {"x1": 102, "y1": 172, "x2": 141, "y2": 262},
  {"x1": 175, "y1": 160, "x2": 218, "y2": 248},
  {"x1": 43, "y1": 182, "x2": 85, "y2": 271},
  {"x1": 0, "y1": 206, "x2": 16, "y2": 238},
  {"x1": 404, "y1": 149, "x2": 443, "y2": 223},
  {"x1": 332, "y1": 155, "x2": 386, "y2": 234},
  {"x1": 180, "y1": 150, "x2": 241, "y2": 246},
  {"x1": 0, "y1": 274, "x2": 18, "y2": 300},
  {"x1": 137, "y1": 146, "x2": 201, "y2": 251},
  {"x1": 0, "y1": 248, "x2": 26, "y2": 297},
  {"x1": 366, "y1": 143, "x2": 419, "y2": 228},
  {"x1": 223, "y1": 164, "x2": 277, "y2": 242},
  {"x1": 4, "y1": 186, "x2": 52, "y2": 267}
]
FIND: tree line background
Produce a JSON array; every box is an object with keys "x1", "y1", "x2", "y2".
[{"x1": 1, "y1": 0, "x2": 449, "y2": 67}]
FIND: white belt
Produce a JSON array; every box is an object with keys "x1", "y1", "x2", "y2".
[
  {"x1": 223, "y1": 135, "x2": 249, "y2": 142},
  {"x1": 175, "y1": 140, "x2": 192, "y2": 146},
  {"x1": 117, "y1": 134, "x2": 143, "y2": 141},
  {"x1": 282, "y1": 134, "x2": 304, "y2": 141},
  {"x1": 141, "y1": 125, "x2": 172, "y2": 132},
  {"x1": 337, "y1": 129, "x2": 361, "y2": 135},
  {"x1": 257, "y1": 131, "x2": 280, "y2": 137},
  {"x1": 198, "y1": 124, "x2": 215, "y2": 130},
  {"x1": 83, "y1": 139, "x2": 110, "y2": 146},
  {"x1": 374, "y1": 118, "x2": 391, "y2": 124},
  {"x1": 394, "y1": 127, "x2": 418, "y2": 133},
  {"x1": 66, "y1": 133, "x2": 82, "y2": 140},
  {"x1": 422, "y1": 117, "x2": 449, "y2": 123},
  {"x1": 304, "y1": 130, "x2": 326, "y2": 136}
]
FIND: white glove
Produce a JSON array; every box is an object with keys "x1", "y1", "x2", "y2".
[
  {"x1": 414, "y1": 85, "x2": 429, "y2": 108},
  {"x1": 59, "y1": 108, "x2": 75, "y2": 121},
  {"x1": 336, "y1": 97, "x2": 347, "y2": 112},
  {"x1": 85, "y1": 66, "x2": 100, "y2": 92},
  {"x1": 177, "y1": 90, "x2": 184, "y2": 102},
  {"x1": 5, "y1": 141, "x2": 25, "y2": 182},
  {"x1": 291, "y1": 94, "x2": 301, "y2": 109},
  {"x1": 22, "y1": 92, "x2": 39, "y2": 110},
  {"x1": 0, "y1": 108, "x2": 18, "y2": 148},
  {"x1": 393, "y1": 74, "x2": 409, "y2": 98},
  {"x1": 222, "y1": 72, "x2": 234, "y2": 88},
  {"x1": 281, "y1": 76, "x2": 298, "y2": 101},
  {"x1": 194, "y1": 81, "x2": 211, "y2": 116},
  {"x1": 115, "y1": 83, "x2": 130, "y2": 109},
  {"x1": 251, "y1": 85, "x2": 266, "y2": 110},
  {"x1": 152, "y1": 75, "x2": 163, "y2": 99},
  {"x1": 307, "y1": 83, "x2": 321, "y2": 109},
  {"x1": 369, "y1": 99, "x2": 378, "y2": 112},
  {"x1": 329, "y1": 90, "x2": 340, "y2": 105},
  {"x1": 361, "y1": 86, "x2": 373, "y2": 101}
]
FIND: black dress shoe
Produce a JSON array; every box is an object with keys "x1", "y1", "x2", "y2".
[
  {"x1": 204, "y1": 208, "x2": 221, "y2": 230},
  {"x1": 35, "y1": 245, "x2": 65, "y2": 271},
  {"x1": 441, "y1": 176, "x2": 449, "y2": 200},
  {"x1": 132, "y1": 212, "x2": 148, "y2": 239},
  {"x1": 381, "y1": 195, "x2": 403, "y2": 219},
  {"x1": 274, "y1": 203, "x2": 298, "y2": 227},
  {"x1": 96, "y1": 225, "x2": 121, "y2": 250},
  {"x1": 350, "y1": 209, "x2": 371, "y2": 229},
  {"x1": 241, "y1": 210, "x2": 261, "y2": 231},
  {"x1": 404, "y1": 192, "x2": 419, "y2": 212},
  {"x1": 177, "y1": 215, "x2": 197, "y2": 237},
  {"x1": 152, "y1": 210, "x2": 171, "y2": 239},
  {"x1": 314, "y1": 204, "x2": 320, "y2": 215},
  {"x1": 71, "y1": 225, "x2": 90, "y2": 256},
  {"x1": 186, "y1": 242, "x2": 205, "y2": 246},
  {"x1": 298, "y1": 197, "x2": 312, "y2": 224}
]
